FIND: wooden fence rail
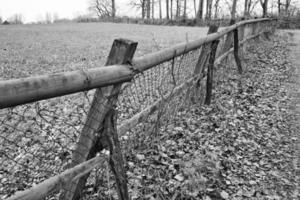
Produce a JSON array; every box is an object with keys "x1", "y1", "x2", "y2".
[
  {"x1": 0, "y1": 18, "x2": 275, "y2": 109},
  {"x1": 2, "y1": 18, "x2": 276, "y2": 200}
]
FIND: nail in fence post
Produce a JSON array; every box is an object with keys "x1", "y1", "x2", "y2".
[
  {"x1": 60, "y1": 39, "x2": 137, "y2": 200},
  {"x1": 204, "y1": 40, "x2": 219, "y2": 105}
]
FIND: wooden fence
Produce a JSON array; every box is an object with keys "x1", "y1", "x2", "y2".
[{"x1": 1, "y1": 18, "x2": 276, "y2": 200}]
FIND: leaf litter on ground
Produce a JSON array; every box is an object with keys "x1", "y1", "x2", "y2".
[{"x1": 110, "y1": 34, "x2": 299, "y2": 200}]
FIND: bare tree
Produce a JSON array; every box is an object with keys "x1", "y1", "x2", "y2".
[
  {"x1": 214, "y1": 0, "x2": 221, "y2": 18},
  {"x1": 45, "y1": 12, "x2": 52, "y2": 24},
  {"x1": 285, "y1": 0, "x2": 292, "y2": 13},
  {"x1": 260, "y1": 0, "x2": 269, "y2": 17},
  {"x1": 206, "y1": 0, "x2": 213, "y2": 20},
  {"x1": 170, "y1": 0, "x2": 174, "y2": 19},
  {"x1": 244, "y1": 0, "x2": 260, "y2": 17},
  {"x1": 9, "y1": 14, "x2": 23, "y2": 24},
  {"x1": 147, "y1": 0, "x2": 151, "y2": 18},
  {"x1": 53, "y1": 13, "x2": 59, "y2": 22},
  {"x1": 89, "y1": 0, "x2": 116, "y2": 18},
  {"x1": 278, "y1": 0, "x2": 281, "y2": 14},
  {"x1": 112, "y1": 0, "x2": 116, "y2": 18},
  {"x1": 193, "y1": 0, "x2": 196, "y2": 16},
  {"x1": 176, "y1": 0, "x2": 181, "y2": 19},
  {"x1": 231, "y1": 0, "x2": 238, "y2": 20},
  {"x1": 130, "y1": 0, "x2": 146, "y2": 18},
  {"x1": 152, "y1": 0, "x2": 155, "y2": 18},
  {"x1": 183, "y1": 0, "x2": 187, "y2": 19},
  {"x1": 197, "y1": 0, "x2": 204, "y2": 19},
  {"x1": 159, "y1": 0, "x2": 162, "y2": 19},
  {"x1": 166, "y1": 0, "x2": 170, "y2": 19}
]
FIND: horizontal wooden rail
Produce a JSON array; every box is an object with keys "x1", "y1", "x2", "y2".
[
  {"x1": 0, "y1": 18, "x2": 275, "y2": 109},
  {"x1": 6, "y1": 156, "x2": 106, "y2": 200}
]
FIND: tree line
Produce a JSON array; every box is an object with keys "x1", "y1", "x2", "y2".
[
  {"x1": 89, "y1": 0, "x2": 299, "y2": 20},
  {"x1": 1, "y1": 0, "x2": 298, "y2": 25}
]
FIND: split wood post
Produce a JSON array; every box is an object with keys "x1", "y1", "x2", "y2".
[
  {"x1": 233, "y1": 28, "x2": 243, "y2": 74},
  {"x1": 103, "y1": 109, "x2": 129, "y2": 200},
  {"x1": 204, "y1": 40, "x2": 219, "y2": 105},
  {"x1": 219, "y1": 20, "x2": 235, "y2": 65},
  {"x1": 194, "y1": 25, "x2": 219, "y2": 75},
  {"x1": 60, "y1": 39, "x2": 137, "y2": 200},
  {"x1": 193, "y1": 25, "x2": 219, "y2": 104}
]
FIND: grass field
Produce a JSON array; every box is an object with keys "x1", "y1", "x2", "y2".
[{"x1": 0, "y1": 22, "x2": 208, "y2": 79}]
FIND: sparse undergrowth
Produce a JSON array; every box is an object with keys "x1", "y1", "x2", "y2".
[{"x1": 86, "y1": 34, "x2": 298, "y2": 200}]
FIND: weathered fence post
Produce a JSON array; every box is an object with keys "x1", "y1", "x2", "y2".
[
  {"x1": 252, "y1": 21, "x2": 258, "y2": 36},
  {"x1": 220, "y1": 20, "x2": 235, "y2": 58},
  {"x1": 103, "y1": 109, "x2": 129, "y2": 200},
  {"x1": 233, "y1": 28, "x2": 243, "y2": 74},
  {"x1": 194, "y1": 25, "x2": 219, "y2": 75},
  {"x1": 204, "y1": 40, "x2": 219, "y2": 105},
  {"x1": 60, "y1": 39, "x2": 137, "y2": 200},
  {"x1": 192, "y1": 25, "x2": 219, "y2": 104},
  {"x1": 239, "y1": 18, "x2": 246, "y2": 58}
]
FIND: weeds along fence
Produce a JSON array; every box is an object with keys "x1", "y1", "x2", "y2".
[{"x1": 0, "y1": 18, "x2": 276, "y2": 200}]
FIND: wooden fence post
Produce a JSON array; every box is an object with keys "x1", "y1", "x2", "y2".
[
  {"x1": 204, "y1": 40, "x2": 219, "y2": 105},
  {"x1": 192, "y1": 25, "x2": 219, "y2": 104},
  {"x1": 194, "y1": 25, "x2": 219, "y2": 75},
  {"x1": 60, "y1": 39, "x2": 137, "y2": 200},
  {"x1": 233, "y1": 28, "x2": 243, "y2": 74},
  {"x1": 104, "y1": 109, "x2": 129, "y2": 200},
  {"x1": 219, "y1": 20, "x2": 235, "y2": 59},
  {"x1": 239, "y1": 24, "x2": 246, "y2": 59},
  {"x1": 252, "y1": 21, "x2": 258, "y2": 36}
]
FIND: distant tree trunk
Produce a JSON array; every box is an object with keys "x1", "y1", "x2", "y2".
[
  {"x1": 112, "y1": 0, "x2": 116, "y2": 18},
  {"x1": 193, "y1": 0, "x2": 197, "y2": 17},
  {"x1": 206, "y1": 0, "x2": 213, "y2": 20},
  {"x1": 183, "y1": 0, "x2": 187, "y2": 19},
  {"x1": 260, "y1": 0, "x2": 269, "y2": 17},
  {"x1": 142, "y1": 0, "x2": 146, "y2": 18},
  {"x1": 176, "y1": 0, "x2": 181, "y2": 19},
  {"x1": 214, "y1": 0, "x2": 220, "y2": 19},
  {"x1": 147, "y1": 0, "x2": 151, "y2": 18},
  {"x1": 278, "y1": 0, "x2": 281, "y2": 14},
  {"x1": 197, "y1": 0, "x2": 204, "y2": 19},
  {"x1": 285, "y1": 0, "x2": 292, "y2": 14},
  {"x1": 231, "y1": 0, "x2": 238, "y2": 20},
  {"x1": 244, "y1": 0, "x2": 249, "y2": 16},
  {"x1": 170, "y1": 0, "x2": 173, "y2": 19},
  {"x1": 152, "y1": 0, "x2": 155, "y2": 19},
  {"x1": 159, "y1": 0, "x2": 162, "y2": 19},
  {"x1": 166, "y1": 0, "x2": 170, "y2": 19}
]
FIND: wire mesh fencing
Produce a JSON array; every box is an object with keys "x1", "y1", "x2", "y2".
[
  {"x1": 0, "y1": 19, "x2": 275, "y2": 200},
  {"x1": 0, "y1": 91, "x2": 96, "y2": 198}
]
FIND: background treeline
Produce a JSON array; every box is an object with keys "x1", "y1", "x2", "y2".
[{"x1": 1, "y1": 0, "x2": 299, "y2": 28}]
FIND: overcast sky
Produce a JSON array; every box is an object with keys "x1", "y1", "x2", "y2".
[{"x1": 0, "y1": 0, "x2": 133, "y2": 23}]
